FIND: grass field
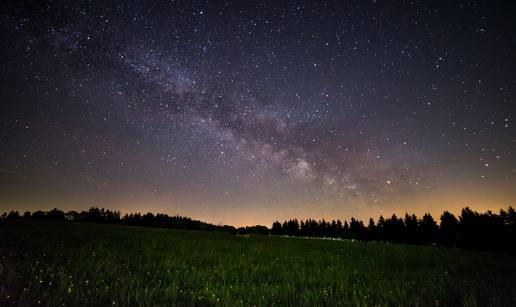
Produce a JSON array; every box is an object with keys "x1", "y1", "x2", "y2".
[{"x1": 1, "y1": 220, "x2": 516, "y2": 306}]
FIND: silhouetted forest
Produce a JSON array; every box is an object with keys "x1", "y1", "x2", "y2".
[
  {"x1": 2, "y1": 206, "x2": 516, "y2": 253},
  {"x1": 272, "y1": 207, "x2": 516, "y2": 253},
  {"x1": 1, "y1": 207, "x2": 237, "y2": 233}
]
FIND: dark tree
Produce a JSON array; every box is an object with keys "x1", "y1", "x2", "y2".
[
  {"x1": 420, "y1": 213, "x2": 438, "y2": 244},
  {"x1": 440, "y1": 211, "x2": 459, "y2": 246},
  {"x1": 32, "y1": 210, "x2": 45, "y2": 219},
  {"x1": 271, "y1": 221, "x2": 282, "y2": 235},
  {"x1": 46, "y1": 208, "x2": 65, "y2": 220},
  {"x1": 404, "y1": 213, "x2": 419, "y2": 244},
  {"x1": 7, "y1": 211, "x2": 20, "y2": 219}
]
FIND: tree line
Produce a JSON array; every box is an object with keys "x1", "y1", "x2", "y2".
[
  {"x1": 272, "y1": 207, "x2": 516, "y2": 253},
  {"x1": 2, "y1": 206, "x2": 516, "y2": 253},
  {"x1": 1, "y1": 207, "x2": 237, "y2": 233}
]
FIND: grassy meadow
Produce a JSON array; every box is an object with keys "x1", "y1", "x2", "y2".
[{"x1": 1, "y1": 220, "x2": 516, "y2": 306}]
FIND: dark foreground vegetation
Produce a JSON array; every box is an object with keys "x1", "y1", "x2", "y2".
[
  {"x1": 3, "y1": 206, "x2": 516, "y2": 253},
  {"x1": 1, "y1": 220, "x2": 516, "y2": 306}
]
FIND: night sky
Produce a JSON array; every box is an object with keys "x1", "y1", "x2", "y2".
[{"x1": 1, "y1": 1, "x2": 515, "y2": 226}]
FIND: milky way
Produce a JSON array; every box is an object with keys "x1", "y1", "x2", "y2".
[{"x1": 1, "y1": 1, "x2": 515, "y2": 225}]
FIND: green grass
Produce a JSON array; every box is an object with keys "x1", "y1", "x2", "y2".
[{"x1": 1, "y1": 220, "x2": 516, "y2": 306}]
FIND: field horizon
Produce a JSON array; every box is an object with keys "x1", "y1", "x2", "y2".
[{"x1": 2, "y1": 219, "x2": 516, "y2": 306}]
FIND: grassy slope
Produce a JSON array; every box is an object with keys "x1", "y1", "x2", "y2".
[{"x1": 1, "y1": 220, "x2": 515, "y2": 306}]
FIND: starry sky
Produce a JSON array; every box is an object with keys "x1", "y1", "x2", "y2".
[{"x1": 1, "y1": 1, "x2": 515, "y2": 226}]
